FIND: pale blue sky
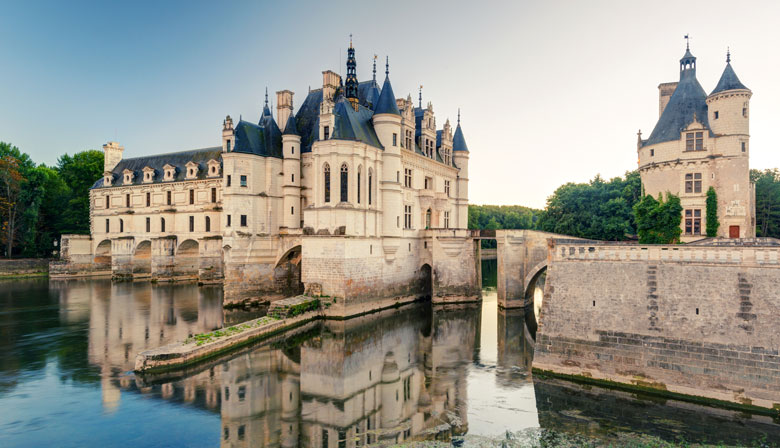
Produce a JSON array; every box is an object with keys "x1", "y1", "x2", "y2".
[{"x1": 2, "y1": 0, "x2": 779, "y2": 208}]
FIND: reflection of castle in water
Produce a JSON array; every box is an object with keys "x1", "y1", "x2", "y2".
[{"x1": 71, "y1": 285, "x2": 482, "y2": 447}]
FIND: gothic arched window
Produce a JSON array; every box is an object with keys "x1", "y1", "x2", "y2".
[
  {"x1": 357, "y1": 166, "x2": 362, "y2": 204},
  {"x1": 340, "y1": 164, "x2": 349, "y2": 203},
  {"x1": 324, "y1": 163, "x2": 331, "y2": 203},
  {"x1": 425, "y1": 209, "x2": 432, "y2": 229},
  {"x1": 205, "y1": 216, "x2": 211, "y2": 232},
  {"x1": 368, "y1": 168, "x2": 373, "y2": 205}
]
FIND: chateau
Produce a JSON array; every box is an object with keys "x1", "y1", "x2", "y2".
[
  {"x1": 638, "y1": 43, "x2": 755, "y2": 242},
  {"x1": 55, "y1": 42, "x2": 480, "y2": 315}
]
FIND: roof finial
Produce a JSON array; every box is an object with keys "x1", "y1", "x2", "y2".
[
  {"x1": 726, "y1": 47, "x2": 731, "y2": 63},
  {"x1": 385, "y1": 56, "x2": 389, "y2": 76},
  {"x1": 457, "y1": 108, "x2": 461, "y2": 126},
  {"x1": 684, "y1": 34, "x2": 689, "y2": 50},
  {"x1": 264, "y1": 87, "x2": 268, "y2": 106},
  {"x1": 349, "y1": 33, "x2": 353, "y2": 48},
  {"x1": 418, "y1": 85, "x2": 423, "y2": 108},
  {"x1": 373, "y1": 54, "x2": 377, "y2": 81}
]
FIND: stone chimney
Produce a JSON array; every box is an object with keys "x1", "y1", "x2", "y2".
[
  {"x1": 276, "y1": 90, "x2": 294, "y2": 132},
  {"x1": 322, "y1": 70, "x2": 340, "y2": 102},
  {"x1": 658, "y1": 82, "x2": 678, "y2": 117},
  {"x1": 102, "y1": 141, "x2": 124, "y2": 173},
  {"x1": 222, "y1": 115, "x2": 234, "y2": 153}
]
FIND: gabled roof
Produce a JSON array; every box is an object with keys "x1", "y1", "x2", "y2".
[
  {"x1": 643, "y1": 72, "x2": 710, "y2": 147},
  {"x1": 91, "y1": 147, "x2": 222, "y2": 189},
  {"x1": 374, "y1": 75, "x2": 400, "y2": 116},
  {"x1": 452, "y1": 124, "x2": 469, "y2": 152},
  {"x1": 233, "y1": 119, "x2": 283, "y2": 158},
  {"x1": 359, "y1": 80, "x2": 381, "y2": 109},
  {"x1": 711, "y1": 63, "x2": 749, "y2": 95}
]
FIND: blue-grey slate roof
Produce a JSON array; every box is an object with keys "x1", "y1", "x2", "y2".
[
  {"x1": 374, "y1": 75, "x2": 400, "y2": 116},
  {"x1": 359, "y1": 80, "x2": 381, "y2": 109},
  {"x1": 331, "y1": 98, "x2": 383, "y2": 149},
  {"x1": 233, "y1": 118, "x2": 283, "y2": 158},
  {"x1": 711, "y1": 63, "x2": 749, "y2": 95},
  {"x1": 643, "y1": 69, "x2": 710, "y2": 147},
  {"x1": 452, "y1": 124, "x2": 469, "y2": 152},
  {"x1": 283, "y1": 113, "x2": 299, "y2": 136},
  {"x1": 91, "y1": 147, "x2": 222, "y2": 189}
]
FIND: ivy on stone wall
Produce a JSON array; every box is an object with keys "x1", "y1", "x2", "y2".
[
  {"x1": 706, "y1": 187, "x2": 719, "y2": 237},
  {"x1": 633, "y1": 193, "x2": 682, "y2": 244}
]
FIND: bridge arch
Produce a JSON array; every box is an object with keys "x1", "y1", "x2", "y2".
[
  {"x1": 523, "y1": 261, "x2": 547, "y2": 332},
  {"x1": 94, "y1": 239, "x2": 112, "y2": 270},
  {"x1": 418, "y1": 263, "x2": 432, "y2": 299},
  {"x1": 133, "y1": 240, "x2": 152, "y2": 277},
  {"x1": 174, "y1": 239, "x2": 200, "y2": 279},
  {"x1": 274, "y1": 245, "x2": 303, "y2": 296}
]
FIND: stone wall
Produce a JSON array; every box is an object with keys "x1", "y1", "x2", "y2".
[
  {"x1": 533, "y1": 241, "x2": 780, "y2": 410},
  {"x1": 431, "y1": 230, "x2": 480, "y2": 304},
  {"x1": 0, "y1": 258, "x2": 50, "y2": 277}
]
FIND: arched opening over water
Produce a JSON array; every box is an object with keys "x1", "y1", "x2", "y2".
[
  {"x1": 133, "y1": 240, "x2": 152, "y2": 277},
  {"x1": 94, "y1": 240, "x2": 112, "y2": 270},
  {"x1": 174, "y1": 239, "x2": 200, "y2": 279},
  {"x1": 274, "y1": 245, "x2": 303, "y2": 296},
  {"x1": 523, "y1": 265, "x2": 547, "y2": 338},
  {"x1": 419, "y1": 263, "x2": 433, "y2": 299}
]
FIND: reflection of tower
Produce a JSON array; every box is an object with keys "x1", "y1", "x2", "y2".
[
  {"x1": 380, "y1": 352, "x2": 402, "y2": 433},
  {"x1": 497, "y1": 308, "x2": 534, "y2": 383}
]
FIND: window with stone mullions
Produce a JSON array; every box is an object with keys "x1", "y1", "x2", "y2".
[
  {"x1": 685, "y1": 173, "x2": 702, "y2": 193},
  {"x1": 404, "y1": 168, "x2": 412, "y2": 188},
  {"x1": 404, "y1": 205, "x2": 412, "y2": 229},
  {"x1": 340, "y1": 164, "x2": 348, "y2": 203},
  {"x1": 685, "y1": 132, "x2": 704, "y2": 151},
  {"x1": 685, "y1": 209, "x2": 701, "y2": 235}
]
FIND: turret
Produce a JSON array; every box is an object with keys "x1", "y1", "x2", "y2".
[
  {"x1": 706, "y1": 50, "x2": 752, "y2": 140},
  {"x1": 452, "y1": 110, "x2": 470, "y2": 229},
  {"x1": 103, "y1": 141, "x2": 124, "y2": 173},
  {"x1": 344, "y1": 36, "x2": 359, "y2": 111},
  {"x1": 221, "y1": 115, "x2": 234, "y2": 152},
  {"x1": 282, "y1": 111, "x2": 302, "y2": 229},
  {"x1": 319, "y1": 71, "x2": 339, "y2": 141},
  {"x1": 373, "y1": 57, "x2": 403, "y2": 240}
]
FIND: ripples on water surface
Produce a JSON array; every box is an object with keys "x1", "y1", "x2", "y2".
[{"x1": 0, "y1": 274, "x2": 779, "y2": 447}]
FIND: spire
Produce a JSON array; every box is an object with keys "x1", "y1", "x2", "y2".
[
  {"x1": 374, "y1": 57, "x2": 400, "y2": 116},
  {"x1": 345, "y1": 35, "x2": 359, "y2": 111},
  {"x1": 265, "y1": 87, "x2": 269, "y2": 106},
  {"x1": 373, "y1": 54, "x2": 377, "y2": 81},
  {"x1": 283, "y1": 113, "x2": 299, "y2": 136},
  {"x1": 453, "y1": 110, "x2": 468, "y2": 152},
  {"x1": 418, "y1": 85, "x2": 423, "y2": 108},
  {"x1": 711, "y1": 49, "x2": 749, "y2": 95},
  {"x1": 679, "y1": 37, "x2": 697, "y2": 80},
  {"x1": 261, "y1": 87, "x2": 271, "y2": 118}
]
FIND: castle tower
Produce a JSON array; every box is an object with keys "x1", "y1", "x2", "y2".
[
  {"x1": 102, "y1": 141, "x2": 124, "y2": 173},
  {"x1": 282, "y1": 110, "x2": 302, "y2": 229},
  {"x1": 706, "y1": 50, "x2": 751, "y2": 138},
  {"x1": 452, "y1": 110, "x2": 470, "y2": 229},
  {"x1": 221, "y1": 115, "x2": 234, "y2": 152},
  {"x1": 373, "y1": 57, "x2": 403, "y2": 240}
]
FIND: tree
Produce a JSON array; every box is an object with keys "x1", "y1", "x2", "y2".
[
  {"x1": 705, "y1": 187, "x2": 719, "y2": 237},
  {"x1": 56, "y1": 150, "x2": 103, "y2": 234},
  {"x1": 751, "y1": 169, "x2": 780, "y2": 238},
  {"x1": 633, "y1": 192, "x2": 682, "y2": 244},
  {"x1": 0, "y1": 155, "x2": 23, "y2": 257},
  {"x1": 537, "y1": 171, "x2": 641, "y2": 240}
]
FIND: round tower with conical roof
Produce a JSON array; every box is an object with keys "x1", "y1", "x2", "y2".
[
  {"x1": 283, "y1": 105, "x2": 302, "y2": 229},
  {"x1": 706, "y1": 51, "x2": 752, "y2": 141},
  {"x1": 373, "y1": 57, "x2": 403, "y2": 240},
  {"x1": 452, "y1": 110, "x2": 470, "y2": 230}
]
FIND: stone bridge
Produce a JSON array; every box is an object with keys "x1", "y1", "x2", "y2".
[{"x1": 493, "y1": 230, "x2": 590, "y2": 309}]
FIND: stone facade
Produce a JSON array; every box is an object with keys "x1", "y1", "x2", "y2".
[
  {"x1": 56, "y1": 42, "x2": 477, "y2": 316},
  {"x1": 533, "y1": 239, "x2": 780, "y2": 410},
  {"x1": 638, "y1": 46, "x2": 755, "y2": 242}
]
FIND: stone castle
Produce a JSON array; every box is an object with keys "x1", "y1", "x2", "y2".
[
  {"x1": 638, "y1": 43, "x2": 755, "y2": 242},
  {"x1": 54, "y1": 41, "x2": 481, "y2": 315}
]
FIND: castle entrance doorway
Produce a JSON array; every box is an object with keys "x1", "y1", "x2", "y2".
[{"x1": 729, "y1": 226, "x2": 740, "y2": 238}]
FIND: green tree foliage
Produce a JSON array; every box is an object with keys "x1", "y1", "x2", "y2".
[
  {"x1": 468, "y1": 205, "x2": 541, "y2": 248},
  {"x1": 705, "y1": 186, "x2": 719, "y2": 237},
  {"x1": 537, "y1": 171, "x2": 641, "y2": 240},
  {"x1": 751, "y1": 169, "x2": 780, "y2": 238},
  {"x1": 0, "y1": 142, "x2": 102, "y2": 257},
  {"x1": 633, "y1": 193, "x2": 683, "y2": 244}
]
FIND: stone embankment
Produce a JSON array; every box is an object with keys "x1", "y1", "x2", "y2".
[
  {"x1": 0, "y1": 258, "x2": 50, "y2": 278},
  {"x1": 135, "y1": 296, "x2": 321, "y2": 373}
]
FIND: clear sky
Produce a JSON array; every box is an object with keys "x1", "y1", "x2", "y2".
[{"x1": 2, "y1": 0, "x2": 779, "y2": 208}]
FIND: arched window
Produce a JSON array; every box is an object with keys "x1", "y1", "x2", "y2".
[
  {"x1": 340, "y1": 164, "x2": 348, "y2": 203},
  {"x1": 161, "y1": 217, "x2": 166, "y2": 233},
  {"x1": 425, "y1": 209, "x2": 432, "y2": 229},
  {"x1": 368, "y1": 168, "x2": 373, "y2": 205},
  {"x1": 205, "y1": 216, "x2": 211, "y2": 232},
  {"x1": 357, "y1": 166, "x2": 362, "y2": 204},
  {"x1": 119, "y1": 218, "x2": 124, "y2": 233},
  {"x1": 323, "y1": 163, "x2": 331, "y2": 203}
]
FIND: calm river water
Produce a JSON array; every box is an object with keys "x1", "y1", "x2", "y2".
[{"x1": 1, "y1": 262, "x2": 779, "y2": 447}]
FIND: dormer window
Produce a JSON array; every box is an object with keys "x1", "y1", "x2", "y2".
[
  {"x1": 185, "y1": 161, "x2": 199, "y2": 180},
  {"x1": 123, "y1": 169, "x2": 134, "y2": 185},
  {"x1": 104, "y1": 174, "x2": 112, "y2": 186},
  {"x1": 685, "y1": 132, "x2": 703, "y2": 151},
  {"x1": 207, "y1": 159, "x2": 221, "y2": 178},
  {"x1": 143, "y1": 166, "x2": 155, "y2": 183},
  {"x1": 163, "y1": 164, "x2": 176, "y2": 181}
]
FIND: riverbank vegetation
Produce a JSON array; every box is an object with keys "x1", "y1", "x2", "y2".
[{"x1": 0, "y1": 141, "x2": 102, "y2": 258}]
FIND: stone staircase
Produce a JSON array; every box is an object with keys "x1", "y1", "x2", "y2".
[{"x1": 267, "y1": 295, "x2": 321, "y2": 319}]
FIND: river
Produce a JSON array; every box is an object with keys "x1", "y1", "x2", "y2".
[{"x1": 0, "y1": 262, "x2": 778, "y2": 447}]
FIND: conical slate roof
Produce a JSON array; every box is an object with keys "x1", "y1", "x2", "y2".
[
  {"x1": 374, "y1": 75, "x2": 400, "y2": 116},
  {"x1": 711, "y1": 63, "x2": 749, "y2": 95},
  {"x1": 283, "y1": 113, "x2": 299, "y2": 136},
  {"x1": 453, "y1": 124, "x2": 469, "y2": 152}
]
